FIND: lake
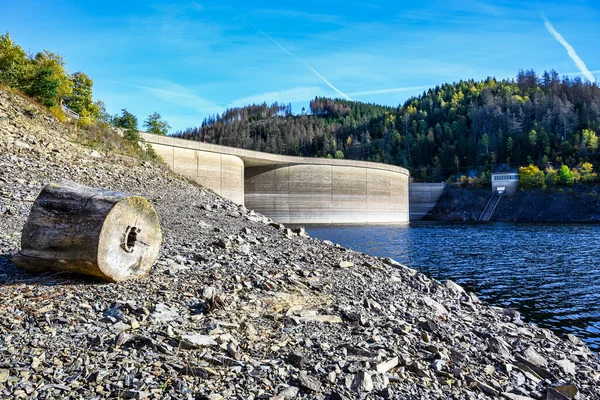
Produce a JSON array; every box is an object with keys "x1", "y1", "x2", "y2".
[{"x1": 306, "y1": 222, "x2": 600, "y2": 352}]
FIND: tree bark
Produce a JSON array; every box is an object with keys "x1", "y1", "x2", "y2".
[{"x1": 12, "y1": 180, "x2": 162, "y2": 282}]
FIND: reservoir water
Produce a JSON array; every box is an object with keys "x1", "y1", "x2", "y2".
[{"x1": 306, "y1": 223, "x2": 600, "y2": 352}]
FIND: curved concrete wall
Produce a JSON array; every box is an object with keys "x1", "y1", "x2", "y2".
[
  {"x1": 141, "y1": 133, "x2": 410, "y2": 224},
  {"x1": 147, "y1": 141, "x2": 245, "y2": 205},
  {"x1": 245, "y1": 163, "x2": 409, "y2": 224}
]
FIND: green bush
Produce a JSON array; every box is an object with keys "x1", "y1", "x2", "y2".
[
  {"x1": 544, "y1": 166, "x2": 558, "y2": 187},
  {"x1": 558, "y1": 165, "x2": 574, "y2": 185},
  {"x1": 27, "y1": 67, "x2": 59, "y2": 107},
  {"x1": 123, "y1": 128, "x2": 141, "y2": 143}
]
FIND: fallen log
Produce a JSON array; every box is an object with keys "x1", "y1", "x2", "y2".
[{"x1": 12, "y1": 180, "x2": 162, "y2": 282}]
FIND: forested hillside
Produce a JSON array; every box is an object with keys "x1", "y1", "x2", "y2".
[{"x1": 175, "y1": 71, "x2": 600, "y2": 182}]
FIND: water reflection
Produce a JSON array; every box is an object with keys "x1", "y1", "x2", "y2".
[{"x1": 306, "y1": 222, "x2": 600, "y2": 351}]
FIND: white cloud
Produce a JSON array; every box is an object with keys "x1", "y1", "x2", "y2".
[
  {"x1": 348, "y1": 85, "x2": 432, "y2": 97},
  {"x1": 561, "y1": 69, "x2": 600, "y2": 78},
  {"x1": 132, "y1": 81, "x2": 228, "y2": 114},
  {"x1": 543, "y1": 16, "x2": 595, "y2": 83}
]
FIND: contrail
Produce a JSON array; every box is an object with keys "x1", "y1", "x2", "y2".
[
  {"x1": 543, "y1": 16, "x2": 595, "y2": 83},
  {"x1": 226, "y1": 5, "x2": 352, "y2": 100},
  {"x1": 259, "y1": 31, "x2": 352, "y2": 100}
]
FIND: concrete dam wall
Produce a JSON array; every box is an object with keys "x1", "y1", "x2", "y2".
[
  {"x1": 141, "y1": 136, "x2": 245, "y2": 205},
  {"x1": 141, "y1": 133, "x2": 411, "y2": 224},
  {"x1": 245, "y1": 164, "x2": 409, "y2": 224},
  {"x1": 409, "y1": 183, "x2": 446, "y2": 220}
]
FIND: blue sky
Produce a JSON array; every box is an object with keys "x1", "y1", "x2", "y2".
[{"x1": 1, "y1": 0, "x2": 599, "y2": 132}]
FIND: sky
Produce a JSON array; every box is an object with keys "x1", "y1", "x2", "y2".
[{"x1": 1, "y1": 0, "x2": 599, "y2": 132}]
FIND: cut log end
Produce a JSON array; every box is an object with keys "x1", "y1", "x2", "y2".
[
  {"x1": 98, "y1": 195, "x2": 162, "y2": 282},
  {"x1": 12, "y1": 181, "x2": 162, "y2": 282}
]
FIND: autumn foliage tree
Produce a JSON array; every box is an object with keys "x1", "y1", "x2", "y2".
[{"x1": 519, "y1": 164, "x2": 545, "y2": 188}]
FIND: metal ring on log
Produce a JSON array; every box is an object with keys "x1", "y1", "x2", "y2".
[{"x1": 12, "y1": 180, "x2": 162, "y2": 282}]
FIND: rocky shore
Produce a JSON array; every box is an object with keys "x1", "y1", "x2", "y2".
[
  {"x1": 1, "y1": 89, "x2": 599, "y2": 399},
  {"x1": 425, "y1": 186, "x2": 600, "y2": 222}
]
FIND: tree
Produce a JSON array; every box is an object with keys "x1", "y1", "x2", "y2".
[
  {"x1": 544, "y1": 166, "x2": 558, "y2": 186},
  {"x1": 144, "y1": 112, "x2": 170, "y2": 136},
  {"x1": 582, "y1": 129, "x2": 598, "y2": 155},
  {"x1": 27, "y1": 68, "x2": 59, "y2": 107},
  {"x1": 112, "y1": 109, "x2": 138, "y2": 130},
  {"x1": 31, "y1": 50, "x2": 72, "y2": 102},
  {"x1": 66, "y1": 72, "x2": 98, "y2": 117},
  {"x1": 334, "y1": 150, "x2": 344, "y2": 159},
  {"x1": 95, "y1": 100, "x2": 110, "y2": 124},
  {"x1": 506, "y1": 137, "x2": 514, "y2": 161},
  {"x1": 580, "y1": 162, "x2": 596, "y2": 182},
  {"x1": 558, "y1": 165, "x2": 575, "y2": 185},
  {"x1": 481, "y1": 133, "x2": 490, "y2": 156},
  {"x1": 519, "y1": 164, "x2": 545, "y2": 188},
  {"x1": 0, "y1": 33, "x2": 29, "y2": 89}
]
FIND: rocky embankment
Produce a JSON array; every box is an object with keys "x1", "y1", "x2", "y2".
[
  {"x1": 425, "y1": 186, "x2": 600, "y2": 222},
  {"x1": 1, "y1": 89, "x2": 599, "y2": 399}
]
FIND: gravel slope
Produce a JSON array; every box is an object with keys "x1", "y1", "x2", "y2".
[{"x1": 1, "y1": 89, "x2": 599, "y2": 399}]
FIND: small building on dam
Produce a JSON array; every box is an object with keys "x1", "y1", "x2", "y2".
[{"x1": 141, "y1": 133, "x2": 438, "y2": 224}]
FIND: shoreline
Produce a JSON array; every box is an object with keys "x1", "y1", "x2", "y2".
[
  {"x1": 424, "y1": 185, "x2": 600, "y2": 223},
  {"x1": 1, "y1": 88, "x2": 599, "y2": 399}
]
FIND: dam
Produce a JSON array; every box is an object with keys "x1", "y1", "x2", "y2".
[{"x1": 141, "y1": 133, "x2": 412, "y2": 224}]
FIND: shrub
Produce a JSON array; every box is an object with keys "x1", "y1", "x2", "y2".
[
  {"x1": 544, "y1": 166, "x2": 558, "y2": 187},
  {"x1": 558, "y1": 165, "x2": 574, "y2": 185},
  {"x1": 49, "y1": 105, "x2": 67, "y2": 122},
  {"x1": 143, "y1": 143, "x2": 162, "y2": 163},
  {"x1": 479, "y1": 171, "x2": 491, "y2": 187},
  {"x1": 571, "y1": 168, "x2": 581, "y2": 184},
  {"x1": 123, "y1": 129, "x2": 141, "y2": 143},
  {"x1": 519, "y1": 164, "x2": 545, "y2": 188},
  {"x1": 78, "y1": 116, "x2": 94, "y2": 129},
  {"x1": 580, "y1": 162, "x2": 597, "y2": 183}
]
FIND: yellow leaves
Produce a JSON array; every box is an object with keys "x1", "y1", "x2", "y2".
[
  {"x1": 451, "y1": 91, "x2": 464, "y2": 106},
  {"x1": 33, "y1": 50, "x2": 73, "y2": 100},
  {"x1": 384, "y1": 112, "x2": 396, "y2": 125},
  {"x1": 519, "y1": 164, "x2": 545, "y2": 188},
  {"x1": 582, "y1": 129, "x2": 599, "y2": 153},
  {"x1": 49, "y1": 105, "x2": 67, "y2": 123},
  {"x1": 580, "y1": 162, "x2": 597, "y2": 182}
]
